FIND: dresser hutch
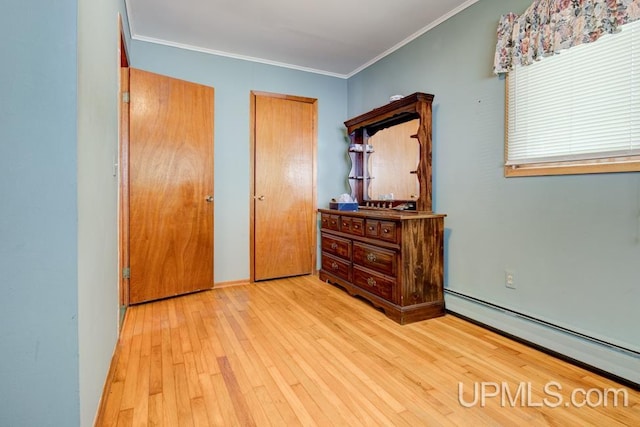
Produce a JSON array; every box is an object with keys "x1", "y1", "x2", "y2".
[{"x1": 319, "y1": 93, "x2": 445, "y2": 324}]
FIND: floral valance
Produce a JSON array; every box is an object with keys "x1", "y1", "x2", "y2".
[{"x1": 493, "y1": 0, "x2": 640, "y2": 74}]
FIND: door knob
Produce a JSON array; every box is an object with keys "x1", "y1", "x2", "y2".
[
  {"x1": 205, "y1": 195, "x2": 214, "y2": 203},
  {"x1": 255, "y1": 195, "x2": 265, "y2": 201}
]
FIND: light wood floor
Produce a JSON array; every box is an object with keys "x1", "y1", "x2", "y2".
[{"x1": 96, "y1": 275, "x2": 639, "y2": 426}]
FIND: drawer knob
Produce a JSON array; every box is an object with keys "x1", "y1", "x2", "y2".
[
  {"x1": 354, "y1": 224, "x2": 360, "y2": 229},
  {"x1": 367, "y1": 277, "x2": 377, "y2": 287},
  {"x1": 331, "y1": 262, "x2": 339, "y2": 270},
  {"x1": 330, "y1": 242, "x2": 338, "y2": 250},
  {"x1": 366, "y1": 252, "x2": 377, "y2": 262},
  {"x1": 383, "y1": 228, "x2": 390, "y2": 234},
  {"x1": 368, "y1": 226, "x2": 375, "y2": 231},
  {"x1": 343, "y1": 222, "x2": 348, "y2": 227}
]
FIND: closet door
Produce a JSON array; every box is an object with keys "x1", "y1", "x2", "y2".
[
  {"x1": 251, "y1": 92, "x2": 317, "y2": 281},
  {"x1": 128, "y1": 69, "x2": 214, "y2": 304}
]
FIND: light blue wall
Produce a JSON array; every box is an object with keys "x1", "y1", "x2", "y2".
[
  {"x1": 348, "y1": 0, "x2": 640, "y2": 381},
  {"x1": 0, "y1": 1, "x2": 80, "y2": 426},
  {"x1": 77, "y1": 0, "x2": 123, "y2": 424},
  {"x1": 1, "y1": 0, "x2": 125, "y2": 424},
  {"x1": 130, "y1": 42, "x2": 348, "y2": 282}
]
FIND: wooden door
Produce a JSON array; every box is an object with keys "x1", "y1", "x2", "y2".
[
  {"x1": 251, "y1": 92, "x2": 317, "y2": 281},
  {"x1": 128, "y1": 69, "x2": 214, "y2": 304}
]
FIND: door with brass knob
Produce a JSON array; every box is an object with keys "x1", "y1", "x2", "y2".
[
  {"x1": 251, "y1": 92, "x2": 317, "y2": 281},
  {"x1": 128, "y1": 69, "x2": 214, "y2": 304}
]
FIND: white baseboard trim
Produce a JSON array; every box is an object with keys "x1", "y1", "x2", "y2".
[{"x1": 444, "y1": 291, "x2": 640, "y2": 386}]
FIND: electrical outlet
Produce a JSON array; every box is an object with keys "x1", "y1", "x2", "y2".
[{"x1": 505, "y1": 271, "x2": 515, "y2": 289}]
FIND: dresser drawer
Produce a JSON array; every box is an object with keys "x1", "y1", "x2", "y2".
[
  {"x1": 340, "y1": 217, "x2": 365, "y2": 236},
  {"x1": 322, "y1": 253, "x2": 350, "y2": 282},
  {"x1": 353, "y1": 242, "x2": 396, "y2": 276},
  {"x1": 321, "y1": 213, "x2": 340, "y2": 231},
  {"x1": 365, "y1": 219, "x2": 380, "y2": 238},
  {"x1": 321, "y1": 234, "x2": 351, "y2": 260},
  {"x1": 353, "y1": 266, "x2": 395, "y2": 301},
  {"x1": 364, "y1": 219, "x2": 397, "y2": 242},
  {"x1": 378, "y1": 220, "x2": 397, "y2": 243}
]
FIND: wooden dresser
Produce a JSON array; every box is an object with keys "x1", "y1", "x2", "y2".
[{"x1": 319, "y1": 208, "x2": 445, "y2": 324}]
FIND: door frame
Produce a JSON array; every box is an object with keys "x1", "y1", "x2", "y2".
[
  {"x1": 249, "y1": 91, "x2": 318, "y2": 283},
  {"x1": 118, "y1": 16, "x2": 130, "y2": 314}
]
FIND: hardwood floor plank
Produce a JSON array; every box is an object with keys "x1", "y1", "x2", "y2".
[
  {"x1": 217, "y1": 356, "x2": 257, "y2": 426},
  {"x1": 170, "y1": 326, "x2": 185, "y2": 365},
  {"x1": 210, "y1": 372, "x2": 242, "y2": 426},
  {"x1": 183, "y1": 351, "x2": 203, "y2": 399},
  {"x1": 253, "y1": 385, "x2": 288, "y2": 426},
  {"x1": 231, "y1": 338, "x2": 301, "y2": 424},
  {"x1": 131, "y1": 354, "x2": 150, "y2": 426},
  {"x1": 147, "y1": 392, "x2": 164, "y2": 427},
  {"x1": 140, "y1": 303, "x2": 153, "y2": 357},
  {"x1": 212, "y1": 305, "x2": 263, "y2": 392},
  {"x1": 197, "y1": 373, "x2": 226, "y2": 426},
  {"x1": 119, "y1": 333, "x2": 142, "y2": 410},
  {"x1": 149, "y1": 345, "x2": 163, "y2": 396},
  {"x1": 189, "y1": 396, "x2": 209, "y2": 427},
  {"x1": 198, "y1": 338, "x2": 221, "y2": 376},
  {"x1": 188, "y1": 311, "x2": 208, "y2": 375},
  {"x1": 116, "y1": 408, "x2": 133, "y2": 427},
  {"x1": 99, "y1": 380, "x2": 125, "y2": 427},
  {"x1": 174, "y1": 363, "x2": 195, "y2": 427},
  {"x1": 113, "y1": 309, "x2": 137, "y2": 384},
  {"x1": 266, "y1": 365, "x2": 316, "y2": 426},
  {"x1": 150, "y1": 302, "x2": 164, "y2": 349},
  {"x1": 160, "y1": 324, "x2": 179, "y2": 427},
  {"x1": 98, "y1": 276, "x2": 640, "y2": 426},
  {"x1": 177, "y1": 300, "x2": 195, "y2": 356},
  {"x1": 190, "y1": 309, "x2": 209, "y2": 339}
]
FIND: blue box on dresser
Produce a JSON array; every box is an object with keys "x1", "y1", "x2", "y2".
[{"x1": 329, "y1": 202, "x2": 359, "y2": 211}]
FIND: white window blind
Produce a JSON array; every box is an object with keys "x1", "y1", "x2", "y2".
[{"x1": 506, "y1": 19, "x2": 640, "y2": 168}]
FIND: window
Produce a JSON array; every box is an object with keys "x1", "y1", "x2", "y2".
[{"x1": 505, "y1": 19, "x2": 640, "y2": 177}]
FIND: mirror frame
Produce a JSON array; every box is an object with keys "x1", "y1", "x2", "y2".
[{"x1": 345, "y1": 92, "x2": 434, "y2": 212}]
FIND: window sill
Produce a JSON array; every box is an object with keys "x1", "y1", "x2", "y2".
[{"x1": 504, "y1": 157, "x2": 640, "y2": 177}]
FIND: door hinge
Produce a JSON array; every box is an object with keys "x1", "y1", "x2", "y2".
[
  {"x1": 122, "y1": 267, "x2": 130, "y2": 279},
  {"x1": 122, "y1": 91, "x2": 130, "y2": 103}
]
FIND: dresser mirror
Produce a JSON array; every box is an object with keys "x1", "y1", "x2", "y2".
[
  {"x1": 345, "y1": 93, "x2": 434, "y2": 212},
  {"x1": 366, "y1": 118, "x2": 420, "y2": 201}
]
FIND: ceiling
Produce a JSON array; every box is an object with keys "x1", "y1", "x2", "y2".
[{"x1": 125, "y1": 0, "x2": 478, "y2": 78}]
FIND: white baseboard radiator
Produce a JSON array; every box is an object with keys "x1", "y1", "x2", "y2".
[{"x1": 444, "y1": 289, "x2": 640, "y2": 390}]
